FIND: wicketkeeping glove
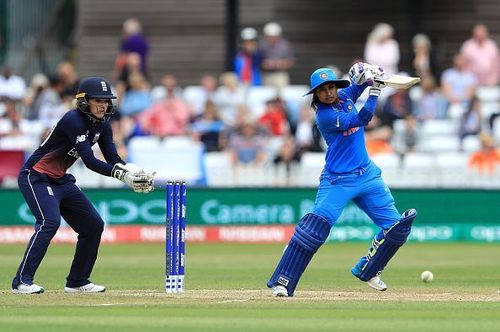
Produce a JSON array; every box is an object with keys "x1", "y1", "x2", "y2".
[{"x1": 112, "y1": 163, "x2": 155, "y2": 193}]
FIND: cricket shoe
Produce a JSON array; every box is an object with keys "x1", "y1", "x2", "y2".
[
  {"x1": 272, "y1": 285, "x2": 289, "y2": 297},
  {"x1": 65, "y1": 282, "x2": 106, "y2": 293},
  {"x1": 12, "y1": 283, "x2": 45, "y2": 294},
  {"x1": 366, "y1": 275, "x2": 387, "y2": 291}
]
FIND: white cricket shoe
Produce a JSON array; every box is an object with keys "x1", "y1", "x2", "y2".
[
  {"x1": 367, "y1": 276, "x2": 387, "y2": 291},
  {"x1": 12, "y1": 283, "x2": 45, "y2": 294},
  {"x1": 272, "y1": 285, "x2": 289, "y2": 297},
  {"x1": 64, "y1": 283, "x2": 106, "y2": 293}
]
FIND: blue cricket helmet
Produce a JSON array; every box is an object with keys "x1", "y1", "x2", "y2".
[
  {"x1": 76, "y1": 76, "x2": 116, "y2": 100},
  {"x1": 304, "y1": 67, "x2": 350, "y2": 96},
  {"x1": 76, "y1": 77, "x2": 116, "y2": 121}
]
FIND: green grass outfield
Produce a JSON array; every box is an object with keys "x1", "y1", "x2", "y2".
[{"x1": 1, "y1": 242, "x2": 499, "y2": 331}]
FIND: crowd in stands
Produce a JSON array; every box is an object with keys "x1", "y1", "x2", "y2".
[{"x1": 0, "y1": 19, "x2": 500, "y2": 187}]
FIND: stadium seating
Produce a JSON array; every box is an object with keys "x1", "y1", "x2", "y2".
[{"x1": 0, "y1": 150, "x2": 25, "y2": 187}]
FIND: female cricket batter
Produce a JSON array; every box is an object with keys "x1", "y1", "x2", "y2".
[
  {"x1": 267, "y1": 63, "x2": 417, "y2": 297},
  {"x1": 12, "y1": 77, "x2": 155, "y2": 294}
]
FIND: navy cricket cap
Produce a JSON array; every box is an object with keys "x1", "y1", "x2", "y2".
[
  {"x1": 304, "y1": 67, "x2": 350, "y2": 96},
  {"x1": 76, "y1": 77, "x2": 116, "y2": 100}
]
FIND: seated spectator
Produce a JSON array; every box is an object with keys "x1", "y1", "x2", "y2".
[
  {"x1": 0, "y1": 100, "x2": 36, "y2": 150},
  {"x1": 274, "y1": 134, "x2": 301, "y2": 182},
  {"x1": 190, "y1": 100, "x2": 225, "y2": 152},
  {"x1": 150, "y1": 73, "x2": 183, "y2": 103},
  {"x1": 57, "y1": 61, "x2": 80, "y2": 101},
  {"x1": 234, "y1": 27, "x2": 262, "y2": 86},
  {"x1": 119, "y1": 72, "x2": 151, "y2": 118},
  {"x1": 364, "y1": 23, "x2": 399, "y2": 75},
  {"x1": 441, "y1": 54, "x2": 477, "y2": 109},
  {"x1": 258, "y1": 98, "x2": 289, "y2": 136},
  {"x1": 228, "y1": 118, "x2": 267, "y2": 167},
  {"x1": 37, "y1": 75, "x2": 66, "y2": 139},
  {"x1": 460, "y1": 24, "x2": 499, "y2": 86},
  {"x1": 138, "y1": 75, "x2": 190, "y2": 138},
  {"x1": 412, "y1": 75, "x2": 448, "y2": 122},
  {"x1": 468, "y1": 133, "x2": 500, "y2": 175},
  {"x1": 115, "y1": 52, "x2": 146, "y2": 99},
  {"x1": 213, "y1": 72, "x2": 245, "y2": 126},
  {"x1": 183, "y1": 74, "x2": 218, "y2": 117},
  {"x1": 22, "y1": 73, "x2": 48, "y2": 120},
  {"x1": 459, "y1": 95, "x2": 482, "y2": 143},
  {"x1": 0, "y1": 66, "x2": 26, "y2": 101},
  {"x1": 411, "y1": 33, "x2": 437, "y2": 79}
]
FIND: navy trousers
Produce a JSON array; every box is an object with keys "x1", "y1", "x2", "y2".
[{"x1": 12, "y1": 169, "x2": 104, "y2": 288}]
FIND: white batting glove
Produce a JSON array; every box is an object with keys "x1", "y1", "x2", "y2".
[
  {"x1": 112, "y1": 163, "x2": 155, "y2": 193},
  {"x1": 368, "y1": 81, "x2": 386, "y2": 97},
  {"x1": 348, "y1": 62, "x2": 372, "y2": 85}
]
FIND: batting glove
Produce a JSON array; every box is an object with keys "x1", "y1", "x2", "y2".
[
  {"x1": 368, "y1": 81, "x2": 386, "y2": 97},
  {"x1": 348, "y1": 62, "x2": 373, "y2": 86}
]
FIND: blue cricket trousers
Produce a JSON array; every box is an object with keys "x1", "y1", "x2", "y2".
[
  {"x1": 312, "y1": 161, "x2": 400, "y2": 229},
  {"x1": 12, "y1": 169, "x2": 104, "y2": 288}
]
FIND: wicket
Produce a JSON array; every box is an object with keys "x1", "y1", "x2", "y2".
[{"x1": 166, "y1": 181, "x2": 186, "y2": 293}]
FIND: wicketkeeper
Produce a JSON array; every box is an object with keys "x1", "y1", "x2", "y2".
[
  {"x1": 267, "y1": 63, "x2": 417, "y2": 297},
  {"x1": 12, "y1": 77, "x2": 155, "y2": 294}
]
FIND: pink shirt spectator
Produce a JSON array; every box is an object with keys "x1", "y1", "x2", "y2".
[
  {"x1": 460, "y1": 24, "x2": 500, "y2": 86},
  {"x1": 138, "y1": 97, "x2": 190, "y2": 137}
]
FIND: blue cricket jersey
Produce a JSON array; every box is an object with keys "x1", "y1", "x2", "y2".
[
  {"x1": 24, "y1": 109, "x2": 124, "y2": 178},
  {"x1": 315, "y1": 83, "x2": 378, "y2": 174}
]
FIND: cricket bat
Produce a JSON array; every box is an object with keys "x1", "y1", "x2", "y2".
[{"x1": 374, "y1": 74, "x2": 421, "y2": 89}]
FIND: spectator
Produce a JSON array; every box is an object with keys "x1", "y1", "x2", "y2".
[
  {"x1": 114, "y1": 18, "x2": 149, "y2": 79},
  {"x1": 213, "y1": 72, "x2": 245, "y2": 126},
  {"x1": 411, "y1": 33, "x2": 437, "y2": 79},
  {"x1": 22, "y1": 73, "x2": 48, "y2": 120},
  {"x1": 441, "y1": 54, "x2": 477, "y2": 109},
  {"x1": 273, "y1": 134, "x2": 301, "y2": 183},
  {"x1": 228, "y1": 118, "x2": 267, "y2": 167},
  {"x1": 119, "y1": 72, "x2": 151, "y2": 118},
  {"x1": 234, "y1": 27, "x2": 262, "y2": 86},
  {"x1": 460, "y1": 24, "x2": 499, "y2": 86},
  {"x1": 468, "y1": 133, "x2": 500, "y2": 175},
  {"x1": 0, "y1": 100, "x2": 36, "y2": 150},
  {"x1": 364, "y1": 23, "x2": 400, "y2": 75},
  {"x1": 57, "y1": 61, "x2": 80, "y2": 101},
  {"x1": 0, "y1": 66, "x2": 26, "y2": 101},
  {"x1": 150, "y1": 73, "x2": 183, "y2": 103},
  {"x1": 190, "y1": 100, "x2": 225, "y2": 152},
  {"x1": 259, "y1": 22, "x2": 295, "y2": 89},
  {"x1": 258, "y1": 97, "x2": 289, "y2": 136},
  {"x1": 379, "y1": 88, "x2": 417, "y2": 154},
  {"x1": 37, "y1": 75, "x2": 66, "y2": 138},
  {"x1": 183, "y1": 74, "x2": 218, "y2": 117},
  {"x1": 412, "y1": 75, "x2": 448, "y2": 122},
  {"x1": 116, "y1": 52, "x2": 145, "y2": 98},
  {"x1": 138, "y1": 74, "x2": 190, "y2": 138},
  {"x1": 459, "y1": 94, "x2": 482, "y2": 143},
  {"x1": 294, "y1": 105, "x2": 316, "y2": 152}
]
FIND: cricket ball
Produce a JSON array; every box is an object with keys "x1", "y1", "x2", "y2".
[{"x1": 421, "y1": 270, "x2": 434, "y2": 283}]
